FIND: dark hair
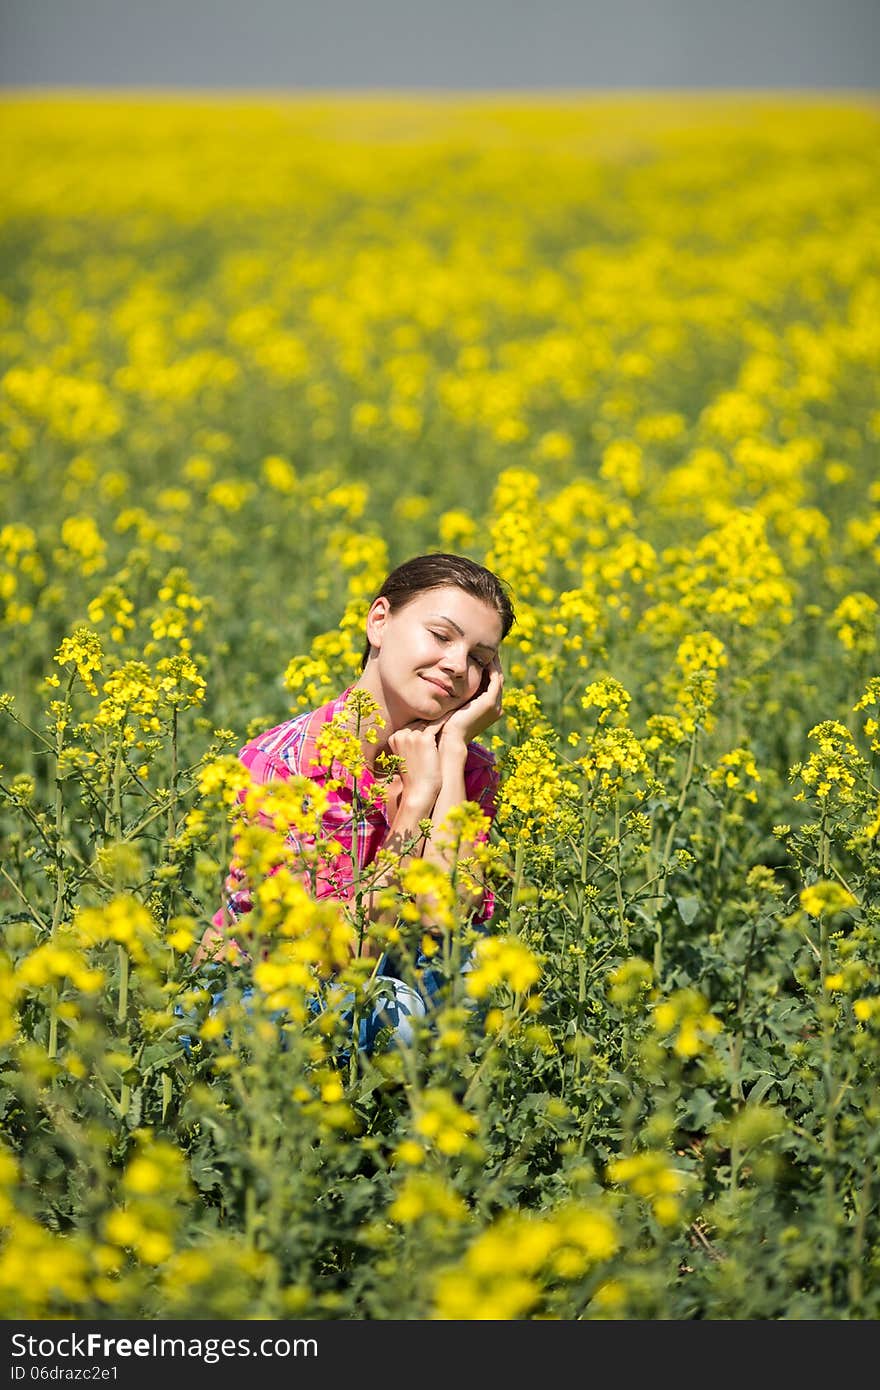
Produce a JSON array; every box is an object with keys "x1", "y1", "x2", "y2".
[{"x1": 361, "y1": 553, "x2": 515, "y2": 670}]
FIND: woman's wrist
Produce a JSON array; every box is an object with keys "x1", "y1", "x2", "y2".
[
  {"x1": 439, "y1": 735, "x2": 469, "y2": 766},
  {"x1": 395, "y1": 789, "x2": 437, "y2": 823}
]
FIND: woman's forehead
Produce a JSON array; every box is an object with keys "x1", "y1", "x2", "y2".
[{"x1": 406, "y1": 586, "x2": 503, "y2": 642}]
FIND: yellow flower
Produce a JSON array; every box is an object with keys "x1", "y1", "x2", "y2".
[
  {"x1": 75, "y1": 895, "x2": 158, "y2": 964},
  {"x1": 607, "y1": 1150, "x2": 691, "y2": 1225},
  {"x1": 261, "y1": 454, "x2": 298, "y2": 494},
  {"x1": 651, "y1": 988, "x2": 722, "y2": 1057},
  {"x1": 607, "y1": 957, "x2": 653, "y2": 1009},
  {"x1": 388, "y1": 1174, "x2": 468, "y2": 1225},
  {"x1": 400, "y1": 858, "x2": 456, "y2": 931},
  {"x1": 166, "y1": 922, "x2": 196, "y2": 952},
  {"x1": 831, "y1": 591, "x2": 878, "y2": 655},
  {"x1": 104, "y1": 1208, "x2": 142, "y2": 1247},
  {"x1": 195, "y1": 754, "x2": 250, "y2": 806},
  {"x1": 431, "y1": 1202, "x2": 619, "y2": 1319},
  {"x1": 496, "y1": 732, "x2": 574, "y2": 838},
  {"x1": 579, "y1": 725, "x2": 650, "y2": 794},
  {"x1": 15, "y1": 940, "x2": 104, "y2": 995},
  {"x1": 123, "y1": 1157, "x2": 165, "y2": 1196},
  {"x1": 709, "y1": 747, "x2": 762, "y2": 802},
  {"x1": 58, "y1": 514, "x2": 107, "y2": 573},
  {"x1": 465, "y1": 936, "x2": 541, "y2": 1000},
  {"x1": 393, "y1": 1140, "x2": 426, "y2": 1166},
  {"x1": 790, "y1": 721, "x2": 864, "y2": 806},
  {"x1": 581, "y1": 675, "x2": 632, "y2": 724},
  {"x1": 155, "y1": 653, "x2": 207, "y2": 709},
  {"x1": 413, "y1": 1088, "x2": 479, "y2": 1156},
  {"x1": 799, "y1": 881, "x2": 858, "y2": 918},
  {"x1": 600, "y1": 438, "x2": 643, "y2": 497},
  {"x1": 54, "y1": 625, "x2": 104, "y2": 694},
  {"x1": 433, "y1": 1270, "x2": 538, "y2": 1320},
  {"x1": 438, "y1": 508, "x2": 477, "y2": 549}
]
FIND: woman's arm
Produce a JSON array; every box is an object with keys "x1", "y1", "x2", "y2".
[
  {"x1": 421, "y1": 657, "x2": 504, "y2": 913},
  {"x1": 354, "y1": 723, "x2": 445, "y2": 936}
]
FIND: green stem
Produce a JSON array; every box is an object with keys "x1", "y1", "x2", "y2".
[
  {"x1": 573, "y1": 954, "x2": 589, "y2": 1086},
  {"x1": 613, "y1": 792, "x2": 627, "y2": 948},
  {"x1": 245, "y1": 1184, "x2": 259, "y2": 1249},
  {"x1": 0, "y1": 776, "x2": 78, "y2": 861},
  {"x1": 168, "y1": 707, "x2": 179, "y2": 843},
  {"x1": 729, "y1": 1032, "x2": 744, "y2": 1190},
  {"x1": 47, "y1": 672, "x2": 76, "y2": 1060},
  {"x1": 507, "y1": 840, "x2": 525, "y2": 936},
  {"x1": 0, "y1": 865, "x2": 50, "y2": 930},
  {"x1": 112, "y1": 723, "x2": 125, "y2": 837},
  {"x1": 573, "y1": 790, "x2": 594, "y2": 1086},
  {"x1": 118, "y1": 944, "x2": 130, "y2": 1116},
  {"x1": 819, "y1": 906, "x2": 837, "y2": 1304},
  {"x1": 161, "y1": 1071, "x2": 172, "y2": 1123},
  {"x1": 817, "y1": 806, "x2": 837, "y2": 1305},
  {"x1": 653, "y1": 727, "x2": 699, "y2": 980},
  {"x1": 117, "y1": 944, "x2": 129, "y2": 1025},
  {"x1": 447, "y1": 836, "x2": 462, "y2": 1007},
  {"x1": 848, "y1": 1155, "x2": 872, "y2": 1311},
  {"x1": 579, "y1": 785, "x2": 592, "y2": 905},
  {"x1": 47, "y1": 986, "x2": 59, "y2": 1061},
  {"x1": 464, "y1": 1007, "x2": 514, "y2": 1107}
]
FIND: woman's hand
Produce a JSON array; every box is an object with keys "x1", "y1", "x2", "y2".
[
  {"x1": 387, "y1": 720, "x2": 446, "y2": 811},
  {"x1": 386, "y1": 656, "x2": 503, "y2": 811},
  {"x1": 438, "y1": 654, "x2": 504, "y2": 750}
]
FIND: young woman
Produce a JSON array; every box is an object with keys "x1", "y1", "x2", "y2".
[{"x1": 193, "y1": 552, "x2": 514, "y2": 1050}]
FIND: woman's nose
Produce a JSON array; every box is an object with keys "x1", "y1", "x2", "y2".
[{"x1": 439, "y1": 643, "x2": 468, "y2": 676}]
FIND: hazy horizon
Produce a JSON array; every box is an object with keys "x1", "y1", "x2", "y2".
[{"x1": 1, "y1": 0, "x2": 878, "y2": 92}]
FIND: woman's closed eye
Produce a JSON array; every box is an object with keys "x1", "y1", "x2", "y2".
[{"x1": 430, "y1": 630, "x2": 488, "y2": 669}]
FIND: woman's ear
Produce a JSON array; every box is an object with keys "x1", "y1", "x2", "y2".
[{"x1": 365, "y1": 596, "x2": 391, "y2": 652}]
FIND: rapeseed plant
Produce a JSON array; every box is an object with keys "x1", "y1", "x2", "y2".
[{"x1": 2, "y1": 90, "x2": 880, "y2": 1318}]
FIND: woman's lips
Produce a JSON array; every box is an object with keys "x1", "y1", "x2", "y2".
[{"x1": 421, "y1": 675, "x2": 454, "y2": 697}]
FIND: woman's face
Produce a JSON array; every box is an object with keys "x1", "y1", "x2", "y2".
[{"x1": 366, "y1": 584, "x2": 503, "y2": 722}]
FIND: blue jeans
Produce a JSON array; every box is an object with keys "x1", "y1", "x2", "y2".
[{"x1": 176, "y1": 947, "x2": 466, "y2": 1057}]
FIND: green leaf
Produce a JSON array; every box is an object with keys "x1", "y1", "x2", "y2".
[
  {"x1": 745, "y1": 1073, "x2": 778, "y2": 1106},
  {"x1": 676, "y1": 896, "x2": 701, "y2": 925},
  {"x1": 677, "y1": 1087, "x2": 718, "y2": 1130}
]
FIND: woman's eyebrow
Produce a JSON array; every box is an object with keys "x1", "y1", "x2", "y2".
[{"x1": 427, "y1": 613, "x2": 498, "y2": 653}]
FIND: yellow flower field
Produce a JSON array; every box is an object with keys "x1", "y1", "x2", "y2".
[{"x1": 1, "y1": 92, "x2": 879, "y2": 1319}]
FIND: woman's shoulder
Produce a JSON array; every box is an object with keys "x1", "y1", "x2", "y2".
[
  {"x1": 239, "y1": 689, "x2": 350, "y2": 779},
  {"x1": 465, "y1": 737, "x2": 496, "y2": 764},
  {"x1": 464, "y1": 739, "x2": 498, "y2": 779},
  {"x1": 463, "y1": 740, "x2": 500, "y2": 817}
]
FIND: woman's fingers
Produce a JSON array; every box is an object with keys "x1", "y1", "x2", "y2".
[
  {"x1": 470, "y1": 663, "x2": 503, "y2": 713},
  {"x1": 387, "y1": 719, "x2": 444, "y2": 804},
  {"x1": 487, "y1": 656, "x2": 504, "y2": 705},
  {"x1": 390, "y1": 720, "x2": 439, "y2": 747}
]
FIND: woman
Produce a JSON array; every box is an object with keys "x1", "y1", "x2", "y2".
[{"x1": 193, "y1": 552, "x2": 514, "y2": 1050}]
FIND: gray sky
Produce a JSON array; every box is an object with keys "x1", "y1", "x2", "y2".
[{"x1": 1, "y1": 0, "x2": 878, "y2": 89}]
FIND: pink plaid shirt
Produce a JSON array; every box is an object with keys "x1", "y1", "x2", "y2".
[{"x1": 213, "y1": 685, "x2": 500, "y2": 932}]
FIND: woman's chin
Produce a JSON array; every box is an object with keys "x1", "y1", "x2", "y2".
[{"x1": 413, "y1": 678, "x2": 450, "y2": 712}]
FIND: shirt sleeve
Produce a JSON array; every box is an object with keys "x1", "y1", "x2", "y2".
[
  {"x1": 463, "y1": 744, "x2": 499, "y2": 823},
  {"x1": 462, "y1": 745, "x2": 500, "y2": 926},
  {"x1": 212, "y1": 738, "x2": 502, "y2": 936},
  {"x1": 212, "y1": 742, "x2": 363, "y2": 932},
  {"x1": 211, "y1": 743, "x2": 291, "y2": 931}
]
